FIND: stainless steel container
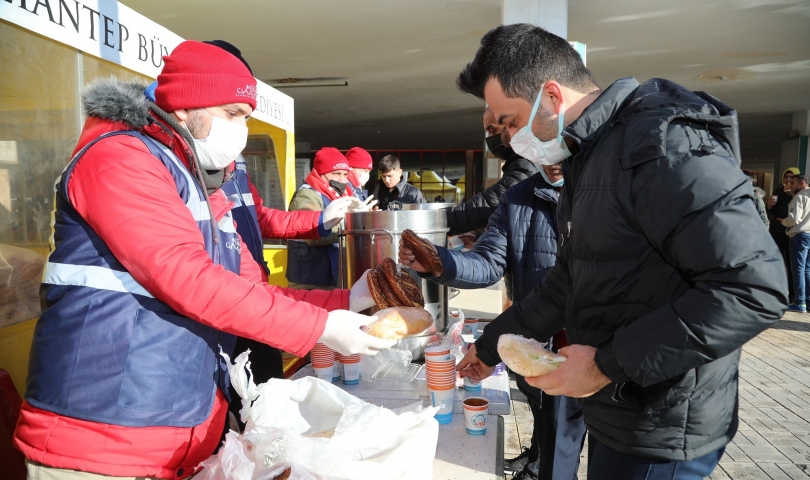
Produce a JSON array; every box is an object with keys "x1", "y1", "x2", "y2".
[
  {"x1": 340, "y1": 209, "x2": 450, "y2": 360},
  {"x1": 399, "y1": 202, "x2": 455, "y2": 211}
]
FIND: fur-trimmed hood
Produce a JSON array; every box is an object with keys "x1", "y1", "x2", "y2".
[{"x1": 82, "y1": 77, "x2": 152, "y2": 129}]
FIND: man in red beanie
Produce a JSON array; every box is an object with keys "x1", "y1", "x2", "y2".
[
  {"x1": 345, "y1": 146, "x2": 374, "y2": 201},
  {"x1": 286, "y1": 147, "x2": 354, "y2": 290},
  {"x1": 14, "y1": 41, "x2": 390, "y2": 479}
]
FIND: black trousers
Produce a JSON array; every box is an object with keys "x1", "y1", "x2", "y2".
[
  {"x1": 771, "y1": 227, "x2": 794, "y2": 299},
  {"x1": 516, "y1": 376, "x2": 587, "y2": 480}
]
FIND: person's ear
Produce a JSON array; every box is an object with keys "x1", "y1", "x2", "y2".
[
  {"x1": 544, "y1": 81, "x2": 564, "y2": 114},
  {"x1": 174, "y1": 109, "x2": 190, "y2": 123}
]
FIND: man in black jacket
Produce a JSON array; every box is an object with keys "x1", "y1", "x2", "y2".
[
  {"x1": 372, "y1": 154, "x2": 425, "y2": 210},
  {"x1": 769, "y1": 167, "x2": 800, "y2": 299},
  {"x1": 445, "y1": 108, "x2": 537, "y2": 235},
  {"x1": 455, "y1": 24, "x2": 787, "y2": 479}
]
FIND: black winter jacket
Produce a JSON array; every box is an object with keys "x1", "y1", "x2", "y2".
[
  {"x1": 373, "y1": 179, "x2": 425, "y2": 211},
  {"x1": 445, "y1": 156, "x2": 537, "y2": 235},
  {"x1": 476, "y1": 77, "x2": 788, "y2": 461},
  {"x1": 432, "y1": 172, "x2": 558, "y2": 303}
]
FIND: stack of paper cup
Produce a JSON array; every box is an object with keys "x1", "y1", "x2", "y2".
[
  {"x1": 425, "y1": 345, "x2": 456, "y2": 424},
  {"x1": 463, "y1": 397, "x2": 489, "y2": 435},
  {"x1": 340, "y1": 353, "x2": 362, "y2": 385},
  {"x1": 332, "y1": 350, "x2": 341, "y2": 382},
  {"x1": 311, "y1": 343, "x2": 334, "y2": 382}
]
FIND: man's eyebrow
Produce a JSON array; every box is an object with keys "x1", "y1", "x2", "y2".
[
  {"x1": 497, "y1": 113, "x2": 512, "y2": 125},
  {"x1": 223, "y1": 104, "x2": 250, "y2": 115}
]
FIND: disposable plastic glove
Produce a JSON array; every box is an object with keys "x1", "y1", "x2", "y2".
[
  {"x1": 322, "y1": 196, "x2": 355, "y2": 230},
  {"x1": 319, "y1": 310, "x2": 397, "y2": 356},
  {"x1": 349, "y1": 269, "x2": 377, "y2": 312}
]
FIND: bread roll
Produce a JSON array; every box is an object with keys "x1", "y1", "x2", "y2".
[
  {"x1": 497, "y1": 334, "x2": 566, "y2": 377},
  {"x1": 362, "y1": 306, "x2": 433, "y2": 340}
]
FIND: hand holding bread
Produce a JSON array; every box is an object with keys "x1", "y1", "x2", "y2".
[
  {"x1": 399, "y1": 229, "x2": 443, "y2": 277},
  {"x1": 361, "y1": 306, "x2": 434, "y2": 340},
  {"x1": 497, "y1": 334, "x2": 567, "y2": 377}
]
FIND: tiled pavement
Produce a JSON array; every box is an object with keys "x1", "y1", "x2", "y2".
[{"x1": 502, "y1": 311, "x2": 810, "y2": 479}]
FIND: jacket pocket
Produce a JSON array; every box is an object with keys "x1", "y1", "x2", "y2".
[{"x1": 117, "y1": 309, "x2": 209, "y2": 413}]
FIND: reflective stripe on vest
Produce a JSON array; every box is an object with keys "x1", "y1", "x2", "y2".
[
  {"x1": 27, "y1": 130, "x2": 241, "y2": 428},
  {"x1": 221, "y1": 158, "x2": 268, "y2": 274}
]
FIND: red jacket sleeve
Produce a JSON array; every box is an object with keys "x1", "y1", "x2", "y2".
[
  {"x1": 249, "y1": 176, "x2": 322, "y2": 240},
  {"x1": 239, "y1": 232, "x2": 349, "y2": 312},
  {"x1": 67, "y1": 135, "x2": 332, "y2": 357}
]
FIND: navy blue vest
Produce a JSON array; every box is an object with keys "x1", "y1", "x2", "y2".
[
  {"x1": 285, "y1": 186, "x2": 339, "y2": 286},
  {"x1": 221, "y1": 157, "x2": 269, "y2": 275},
  {"x1": 28, "y1": 131, "x2": 242, "y2": 427}
]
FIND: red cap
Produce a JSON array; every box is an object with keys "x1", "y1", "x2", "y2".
[
  {"x1": 346, "y1": 147, "x2": 373, "y2": 169},
  {"x1": 313, "y1": 147, "x2": 350, "y2": 175},
  {"x1": 156, "y1": 40, "x2": 257, "y2": 112}
]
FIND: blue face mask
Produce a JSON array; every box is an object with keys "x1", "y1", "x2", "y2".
[{"x1": 539, "y1": 168, "x2": 564, "y2": 187}]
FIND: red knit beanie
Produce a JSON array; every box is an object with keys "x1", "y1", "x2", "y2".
[
  {"x1": 155, "y1": 40, "x2": 257, "y2": 112},
  {"x1": 346, "y1": 147, "x2": 373, "y2": 169},
  {"x1": 313, "y1": 148, "x2": 350, "y2": 175}
]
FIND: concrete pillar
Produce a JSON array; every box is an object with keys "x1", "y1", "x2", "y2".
[
  {"x1": 781, "y1": 110, "x2": 810, "y2": 174},
  {"x1": 793, "y1": 111, "x2": 810, "y2": 137},
  {"x1": 502, "y1": 0, "x2": 568, "y2": 39}
]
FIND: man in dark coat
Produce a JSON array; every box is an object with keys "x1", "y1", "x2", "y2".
[
  {"x1": 769, "y1": 167, "x2": 800, "y2": 298},
  {"x1": 373, "y1": 154, "x2": 425, "y2": 210},
  {"x1": 401, "y1": 165, "x2": 584, "y2": 480},
  {"x1": 454, "y1": 24, "x2": 787, "y2": 479},
  {"x1": 445, "y1": 108, "x2": 537, "y2": 235}
]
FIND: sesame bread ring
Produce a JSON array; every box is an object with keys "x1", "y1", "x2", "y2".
[
  {"x1": 367, "y1": 265, "x2": 391, "y2": 309},
  {"x1": 374, "y1": 266, "x2": 403, "y2": 307},
  {"x1": 401, "y1": 229, "x2": 443, "y2": 277},
  {"x1": 399, "y1": 271, "x2": 425, "y2": 308}
]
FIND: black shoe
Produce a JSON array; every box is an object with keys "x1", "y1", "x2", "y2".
[
  {"x1": 511, "y1": 468, "x2": 537, "y2": 480},
  {"x1": 504, "y1": 447, "x2": 530, "y2": 475}
]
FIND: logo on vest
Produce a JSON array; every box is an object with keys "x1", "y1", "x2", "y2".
[{"x1": 225, "y1": 236, "x2": 241, "y2": 252}]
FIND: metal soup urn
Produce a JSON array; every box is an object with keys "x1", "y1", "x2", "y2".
[{"x1": 340, "y1": 209, "x2": 451, "y2": 360}]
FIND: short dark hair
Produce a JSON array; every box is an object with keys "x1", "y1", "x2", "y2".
[
  {"x1": 378, "y1": 155, "x2": 401, "y2": 173},
  {"x1": 796, "y1": 174, "x2": 809, "y2": 185},
  {"x1": 457, "y1": 24, "x2": 597, "y2": 102}
]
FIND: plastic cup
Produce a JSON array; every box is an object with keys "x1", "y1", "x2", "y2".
[
  {"x1": 429, "y1": 385, "x2": 455, "y2": 424},
  {"x1": 340, "y1": 354, "x2": 362, "y2": 385},
  {"x1": 332, "y1": 351, "x2": 341, "y2": 382},
  {"x1": 462, "y1": 317, "x2": 479, "y2": 337},
  {"x1": 463, "y1": 376, "x2": 482, "y2": 391},
  {"x1": 425, "y1": 345, "x2": 453, "y2": 362},
  {"x1": 314, "y1": 365, "x2": 333, "y2": 382},
  {"x1": 463, "y1": 397, "x2": 489, "y2": 435}
]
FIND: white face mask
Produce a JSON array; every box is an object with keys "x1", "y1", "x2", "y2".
[
  {"x1": 358, "y1": 172, "x2": 371, "y2": 186},
  {"x1": 509, "y1": 85, "x2": 571, "y2": 166},
  {"x1": 186, "y1": 109, "x2": 248, "y2": 170}
]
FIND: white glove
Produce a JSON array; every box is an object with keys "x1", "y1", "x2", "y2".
[
  {"x1": 350, "y1": 269, "x2": 377, "y2": 312},
  {"x1": 322, "y1": 196, "x2": 355, "y2": 230},
  {"x1": 319, "y1": 310, "x2": 397, "y2": 356}
]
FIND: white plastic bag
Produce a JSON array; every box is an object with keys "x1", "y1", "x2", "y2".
[{"x1": 197, "y1": 351, "x2": 440, "y2": 480}]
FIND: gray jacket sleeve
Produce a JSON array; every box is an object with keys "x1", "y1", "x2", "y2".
[{"x1": 595, "y1": 123, "x2": 788, "y2": 387}]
